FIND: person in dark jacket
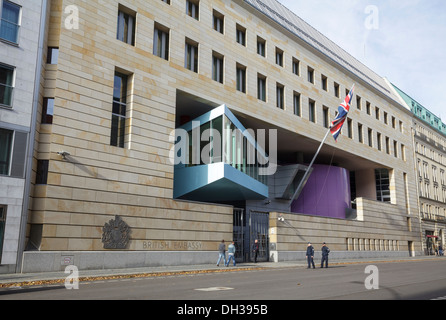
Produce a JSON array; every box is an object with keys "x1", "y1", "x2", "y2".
[
  {"x1": 252, "y1": 239, "x2": 260, "y2": 263},
  {"x1": 216, "y1": 240, "x2": 226, "y2": 266},
  {"x1": 306, "y1": 242, "x2": 315, "y2": 269},
  {"x1": 321, "y1": 242, "x2": 330, "y2": 268}
]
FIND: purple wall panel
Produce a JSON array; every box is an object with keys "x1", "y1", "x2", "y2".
[{"x1": 291, "y1": 165, "x2": 351, "y2": 219}]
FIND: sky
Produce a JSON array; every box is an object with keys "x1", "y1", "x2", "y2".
[{"x1": 278, "y1": 0, "x2": 446, "y2": 120}]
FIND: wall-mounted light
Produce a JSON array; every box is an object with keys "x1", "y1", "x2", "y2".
[{"x1": 57, "y1": 151, "x2": 70, "y2": 159}]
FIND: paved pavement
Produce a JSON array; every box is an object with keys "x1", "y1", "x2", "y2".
[{"x1": 0, "y1": 255, "x2": 442, "y2": 288}]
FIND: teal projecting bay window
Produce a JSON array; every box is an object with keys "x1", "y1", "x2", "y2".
[{"x1": 173, "y1": 105, "x2": 268, "y2": 202}]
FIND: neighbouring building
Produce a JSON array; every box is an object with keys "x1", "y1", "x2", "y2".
[
  {"x1": 391, "y1": 83, "x2": 446, "y2": 255},
  {"x1": 0, "y1": 0, "x2": 48, "y2": 272},
  {"x1": 12, "y1": 0, "x2": 424, "y2": 272}
]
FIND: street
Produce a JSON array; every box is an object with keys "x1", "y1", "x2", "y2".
[{"x1": 0, "y1": 259, "x2": 445, "y2": 301}]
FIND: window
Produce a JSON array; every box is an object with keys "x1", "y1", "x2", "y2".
[
  {"x1": 257, "y1": 36, "x2": 265, "y2": 57},
  {"x1": 323, "y1": 106, "x2": 329, "y2": 128},
  {"x1": 111, "y1": 72, "x2": 128, "y2": 148},
  {"x1": 334, "y1": 82, "x2": 340, "y2": 98},
  {"x1": 307, "y1": 67, "x2": 314, "y2": 84},
  {"x1": 275, "y1": 48, "x2": 283, "y2": 67},
  {"x1": 293, "y1": 92, "x2": 301, "y2": 116},
  {"x1": 236, "y1": 24, "x2": 246, "y2": 46},
  {"x1": 292, "y1": 58, "x2": 300, "y2": 76},
  {"x1": 0, "y1": 0, "x2": 20, "y2": 44},
  {"x1": 309, "y1": 99, "x2": 316, "y2": 123},
  {"x1": 36, "y1": 160, "x2": 49, "y2": 185},
  {"x1": 368, "y1": 128, "x2": 373, "y2": 147},
  {"x1": 117, "y1": 6, "x2": 136, "y2": 46},
  {"x1": 356, "y1": 95, "x2": 361, "y2": 110},
  {"x1": 393, "y1": 140, "x2": 398, "y2": 158},
  {"x1": 347, "y1": 118, "x2": 353, "y2": 139},
  {"x1": 358, "y1": 123, "x2": 363, "y2": 143},
  {"x1": 321, "y1": 75, "x2": 328, "y2": 91},
  {"x1": 213, "y1": 10, "x2": 224, "y2": 34},
  {"x1": 185, "y1": 39, "x2": 198, "y2": 73},
  {"x1": 375, "y1": 168, "x2": 391, "y2": 202},
  {"x1": 0, "y1": 128, "x2": 13, "y2": 175},
  {"x1": 212, "y1": 52, "x2": 223, "y2": 83},
  {"x1": 41, "y1": 98, "x2": 54, "y2": 124},
  {"x1": 153, "y1": 23, "x2": 169, "y2": 60},
  {"x1": 276, "y1": 83, "x2": 284, "y2": 109},
  {"x1": 47, "y1": 47, "x2": 59, "y2": 64},
  {"x1": 384, "y1": 112, "x2": 388, "y2": 124},
  {"x1": 257, "y1": 74, "x2": 266, "y2": 102},
  {"x1": 161, "y1": 0, "x2": 170, "y2": 4},
  {"x1": 186, "y1": 0, "x2": 199, "y2": 20},
  {"x1": 366, "y1": 102, "x2": 371, "y2": 115},
  {"x1": 385, "y1": 137, "x2": 390, "y2": 154},
  {"x1": 0, "y1": 64, "x2": 14, "y2": 107},
  {"x1": 377, "y1": 132, "x2": 382, "y2": 151},
  {"x1": 0, "y1": 206, "x2": 6, "y2": 262},
  {"x1": 236, "y1": 64, "x2": 246, "y2": 93}
]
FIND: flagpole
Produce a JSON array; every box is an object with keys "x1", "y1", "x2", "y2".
[
  {"x1": 289, "y1": 127, "x2": 331, "y2": 208},
  {"x1": 289, "y1": 84, "x2": 355, "y2": 209}
]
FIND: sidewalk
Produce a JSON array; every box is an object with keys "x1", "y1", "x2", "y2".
[{"x1": 0, "y1": 255, "x2": 442, "y2": 288}]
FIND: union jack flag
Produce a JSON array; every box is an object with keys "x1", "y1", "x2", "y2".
[{"x1": 330, "y1": 85, "x2": 355, "y2": 141}]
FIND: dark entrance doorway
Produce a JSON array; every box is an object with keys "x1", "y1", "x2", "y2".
[{"x1": 233, "y1": 209, "x2": 269, "y2": 263}]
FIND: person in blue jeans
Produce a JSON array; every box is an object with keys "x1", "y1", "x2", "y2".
[
  {"x1": 216, "y1": 240, "x2": 226, "y2": 266},
  {"x1": 226, "y1": 241, "x2": 236, "y2": 267}
]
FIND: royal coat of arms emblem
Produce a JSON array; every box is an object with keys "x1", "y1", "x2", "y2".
[{"x1": 102, "y1": 215, "x2": 131, "y2": 249}]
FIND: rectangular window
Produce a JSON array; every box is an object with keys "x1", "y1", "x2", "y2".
[
  {"x1": 385, "y1": 137, "x2": 390, "y2": 154},
  {"x1": 0, "y1": 0, "x2": 20, "y2": 44},
  {"x1": 0, "y1": 64, "x2": 14, "y2": 107},
  {"x1": 257, "y1": 74, "x2": 266, "y2": 102},
  {"x1": 161, "y1": 0, "x2": 170, "y2": 4},
  {"x1": 41, "y1": 97, "x2": 54, "y2": 124},
  {"x1": 292, "y1": 58, "x2": 300, "y2": 76},
  {"x1": 377, "y1": 132, "x2": 382, "y2": 151},
  {"x1": 323, "y1": 106, "x2": 329, "y2": 128},
  {"x1": 236, "y1": 24, "x2": 246, "y2": 46},
  {"x1": 185, "y1": 39, "x2": 198, "y2": 73},
  {"x1": 393, "y1": 140, "x2": 398, "y2": 158},
  {"x1": 186, "y1": 0, "x2": 199, "y2": 20},
  {"x1": 36, "y1": 160, "x2": 49, "y2": 185},
  {"x1": 307, "y1": 67, "x2": 314, "y2": 84},
  {"x1": 153, "y1": 23, "x2": 169, "y2": 60},
  {"x1": 236, "y1": 64, "x2": 246, "y2": 93},
  {"x1": 213, "y1": 10, "x2": 224, "y2": 33},
  {"x1": 212, "y1": 52, "x2": 223, "y2": 83},
  {"x1": 321, "y1": 75, "x2": 328, "y2": 91},
  {"x1": 358, "y1": 123, "x2": 363, "y2": 143},
  {"x1": 334, "y1": 82, "x2": 340, "y2": 98},
  {"x1": 366, "y1": 102, "x2": 371, "y2": 115},
  {"x1": 347, "y1": 118, "x2": 353, "y2": 139},
  {"x1": 117, "y1": 6, "x2": 136, "y2": 46},
  {"x1": 276, "y1": 83, "x2": 284, "y2": 109},
  {"x1": 47, "y1": 47, "x2": 59, "y2": 64},
  {"x1": 293, "y1": 92, "x2": 301, "y2": 116},
  {"x1": 309, "y1": 99, "x2": 316, "y2": 123},
  {"x1": 356, "y1": 95, "x2": 361, "y2": 110},
  {"x1": 257, "y1": 36, "x2": 265, "y2": 57},
  {"x1": 0, "y1": 128, "x2": 13, "y2": 175},
  {"x1": 375, "y1": 107, "x2": 380, "y2": 120},
  {"x1": 110, "y1": 72, "x2": 128, "y2": 148},
  {"x1": 375, "y1": 168, "x2": 391, "y2": 202},
  {"x1": 275, "y1": 48, "x2": 283, "y2": 67},
  {"x1": 368, "y1": 128, "x2": 373, "y2": 147},
  {"x1": 0, "y1": 206, "x2": 6, "y2": 262}
]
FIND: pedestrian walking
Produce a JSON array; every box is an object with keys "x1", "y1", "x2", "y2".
[
  {"x1": 226, "y1": 241, "x2": 236, "y2": 267},
  {"x1": 252, "y1": 239, "x2": 260, "y2": 263},
  {"x1": 321, "y1": 242, "x2": 330, "y2": 268},
  {"x1": 306, "y1": 242, "x2": 315, "y2": 269},
  {"x1": 216, "y1": 240, "x2": 226, "y2": 266}
]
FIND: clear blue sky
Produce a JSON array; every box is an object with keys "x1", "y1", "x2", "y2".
[{"x1": 278, "y1": 0, "x2": 446, "y2": 120}]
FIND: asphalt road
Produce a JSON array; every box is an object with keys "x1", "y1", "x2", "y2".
[{"x1": 1, "y1": 259, "x2": 445, "y2": 301}]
